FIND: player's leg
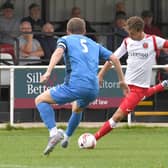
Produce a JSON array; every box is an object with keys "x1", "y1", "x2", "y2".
[
  {"x1": 35, "y1": 89, "x2": 57, "y2": 135},
  {"x1": 94, "y1": 85, "x2": 146, "y2": 141},
  {"x1": 36, "y1": 84, "x2": 82, "y2": 155},
  {"x1": 61, "y1": 90, "x2": 98, "y2": 148},
  {"x1": 61, "y1": 101, "x2": 83, "y2": 148},
  {"x1": 94, "y1": 107, "x2": 126, "y2": 141},
  {"x1": 35, "y1": 89, "x2": 64, "y2": 155},
  {"x1": 144, "y1": 80, "x2": 168, "y2": 98},
  {"x1": 65, "y1": 101, "x2": 83, "y2": 137}
]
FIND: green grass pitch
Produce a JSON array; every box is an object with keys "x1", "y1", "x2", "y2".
[{"x1": 0, "y1": 125, "x2": 167, "y2": 168}]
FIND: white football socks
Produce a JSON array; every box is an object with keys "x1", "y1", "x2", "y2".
[
  {"x1": 49, "y1": 127, "x2": 58, "y2": 137},
  {"x1": 109, "y1": 118, "x2": 117, "y2": 128}
]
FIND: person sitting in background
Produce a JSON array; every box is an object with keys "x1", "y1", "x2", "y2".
[
  {"x1": 141, "y1": 10, "x2": 165, "y2": 84},
  {"x1": 37, "y1": 22, "x2": 61, "y2": 65},
  {"x1": 115, "y1": 1, "x2": 126, "y2": 14},
  {"x1": 0, "y1": 2, "x2": 20, "y2": 59},
  {"x1": 18, "y1": 21, "x2": 44, "y2": 65},
  {"x1": 21, "y1": 3, "x2": 45, "y2": 37},
  {"x1": 107, "y1": 11, "x2": 128, "y2": 65},
  {"x1": 115, "y1": 1, "x2": 128, "y2": 20},
  {"x1": 141, "y1": 10, "x2": 162, "y2": 37},
  {"x1": 55, "y1": 6, "x2": 97, "y2": 41}
]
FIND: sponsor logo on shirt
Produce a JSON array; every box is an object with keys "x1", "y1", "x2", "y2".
[
  {"x1": 129, "y1": 52, "x2": 149, "y2": 59},
  {"x1": 143, "y1": 42, "x2": 148, "y2": 49}
]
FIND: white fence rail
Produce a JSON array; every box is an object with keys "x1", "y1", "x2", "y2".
[{"x1": 0, "y1": 65, "x2": 168, "y2": 126}]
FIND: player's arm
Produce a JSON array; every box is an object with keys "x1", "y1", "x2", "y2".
[
  {"x1": 163, "y1": 40, "x2": 168, "y2": 48},
  {"x1": 98, "y1": 40, "x2": 127, "y2": 86},
  {"x1": 46, "y1": 47, "x2": 64, "y2": 74},
  {"x1": 99, "y1": 54, "x2": 125, "y2": 83},
  {"x1": 98, "y1": 61, "x2": 112, "y2": 85},
  {"x1": 40, "y1": 47, "x2": 64, "y2": 83},
  {"x1": 109, "y1": 54, "x2": 129, "y2": 96},
  {"x1": 109, "y1": 54, "x2": 125, "y2": 83},
  {"x1": 110, "y1": 39, "x2": 127, "y2": 83}
]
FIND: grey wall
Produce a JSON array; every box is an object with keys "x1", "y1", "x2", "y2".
[
  {"x1": 0, "y1": 0, "x2": 151, "y2": 22},
  {"x1": 0, "y1": 0, "x2": 168, "y2": 36},
  {"x1": 47, "y1": 0, "x2": 151, "y2": 22}
]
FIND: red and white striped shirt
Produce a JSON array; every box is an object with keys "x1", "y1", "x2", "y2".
[{"x1": 114, "y1": 34, "x2": 167, "y2": 88}]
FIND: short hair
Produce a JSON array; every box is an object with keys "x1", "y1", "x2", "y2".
[
  {"x1": 141, "y1": 10, "x2": 153, "y2": 18},
  {"x1": 115, "y1": 1, "x2": 125, "y2": 13},
  {"x1": 67, "y1": 17, "x2": 86, "y2": 34},
  {"x1": 1, "y1": 2, "x2": 14, "y2": 9},
  {"x1": 71, "y1": 6, "x2": 80, "y2": 13},
  {"x1": 126, "y1": 16, "x2": 144, "y2": 32},
  {"x1": 29, "y1": 3, "x2": 40, "y2": 11}
]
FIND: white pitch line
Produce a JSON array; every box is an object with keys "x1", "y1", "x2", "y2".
[
  {"x1": 0, "y1": 164, "x2": 76, "y2": 168},
  {"x1": 0, "y1": 165, "x2": 30, "y2": 168}
]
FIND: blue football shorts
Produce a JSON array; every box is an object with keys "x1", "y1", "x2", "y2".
[{"x1": 50, "y1": 83, "x2": 98, "y2": 108}]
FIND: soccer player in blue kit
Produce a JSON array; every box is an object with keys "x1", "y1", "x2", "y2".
[{"x1": 35, "y1": 17, "x2": 129, "y2": 155}]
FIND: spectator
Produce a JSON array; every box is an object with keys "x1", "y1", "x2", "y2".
[
  {"x1": 115, "y1": 1, "x2": 127, "y2": 18},
  {"x1": 0, "y1": 2, "x2": 20, "y2": 57},
  {"x1": 157, "y1": 50, "x2": 168, "y2": 81},
  {"x1": 21, "y1": 3, "x2": 45, "y2": 36},
  {"x1": 18, "y1": 21, "x2": 44, "y2": 65},
  {"x1": 141, "y1": 10, "x2": 162, "y2": 37},
  {"x1": 37, "y1": 22, "x2": 61, "y2": 65},
  {"x1": 107, "y1": 11, "x2": 128, "y2": 65},
  {"x1": 115, "y1": 1, "x2": 126, "y2": 13},
  {"x1": 141, "y1": 10, "x2": 164, "y2": 84},
  {"x1": 55, "y1": 6, "x2": 97, "y2": 41}
]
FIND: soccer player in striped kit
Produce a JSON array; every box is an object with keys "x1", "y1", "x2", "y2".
[{"x1": 94, "y1": 16, "x2": 168, "y2": 141}]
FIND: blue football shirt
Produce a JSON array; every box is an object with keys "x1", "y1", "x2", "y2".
[{"x1": 57, "y1": 34, "x2": 112, "y2": 89}]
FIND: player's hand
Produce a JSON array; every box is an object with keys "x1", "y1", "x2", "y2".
[
  {"x1": 164, "y1": 64, "x2": 168, "y2": 72},
  {"x1": 27, "y1": 34, "x2": 33, "y2": 41},
  {"x1": 22, "y1": 53, "x2": 29, "y2": 57},
  {"x1": 21, "y1": 51, "x2": 30, "y2": 57},
  {"x1": 119, "y1": 81, "x2": 130, "y2": 96},
  {"x1": 40, "y1": 72, "x2": 50, "y2": 83}
]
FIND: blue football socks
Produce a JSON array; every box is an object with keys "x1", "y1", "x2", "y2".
[
  {"x1": 65, "y1": 112, "x2": 83, "y2": 137},
  {"x1": 36, "y1": 102, "x2": 56, "y2": 130}
]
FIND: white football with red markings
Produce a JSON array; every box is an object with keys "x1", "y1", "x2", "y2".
[{"x1": 78, "y1": 133, "x2": 96, "y2": 149}]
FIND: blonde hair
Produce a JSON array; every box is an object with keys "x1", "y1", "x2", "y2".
[
  {"x1": 126, "y1": 16, "x2": 144, "y2": 32},
  {"x1": 67, "y1": 17, "x2": 86, "y2": 34}
]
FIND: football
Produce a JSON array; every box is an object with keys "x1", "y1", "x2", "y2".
[{"x1": 78, "y1": 133, "x2": 96, "y2": 149}]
